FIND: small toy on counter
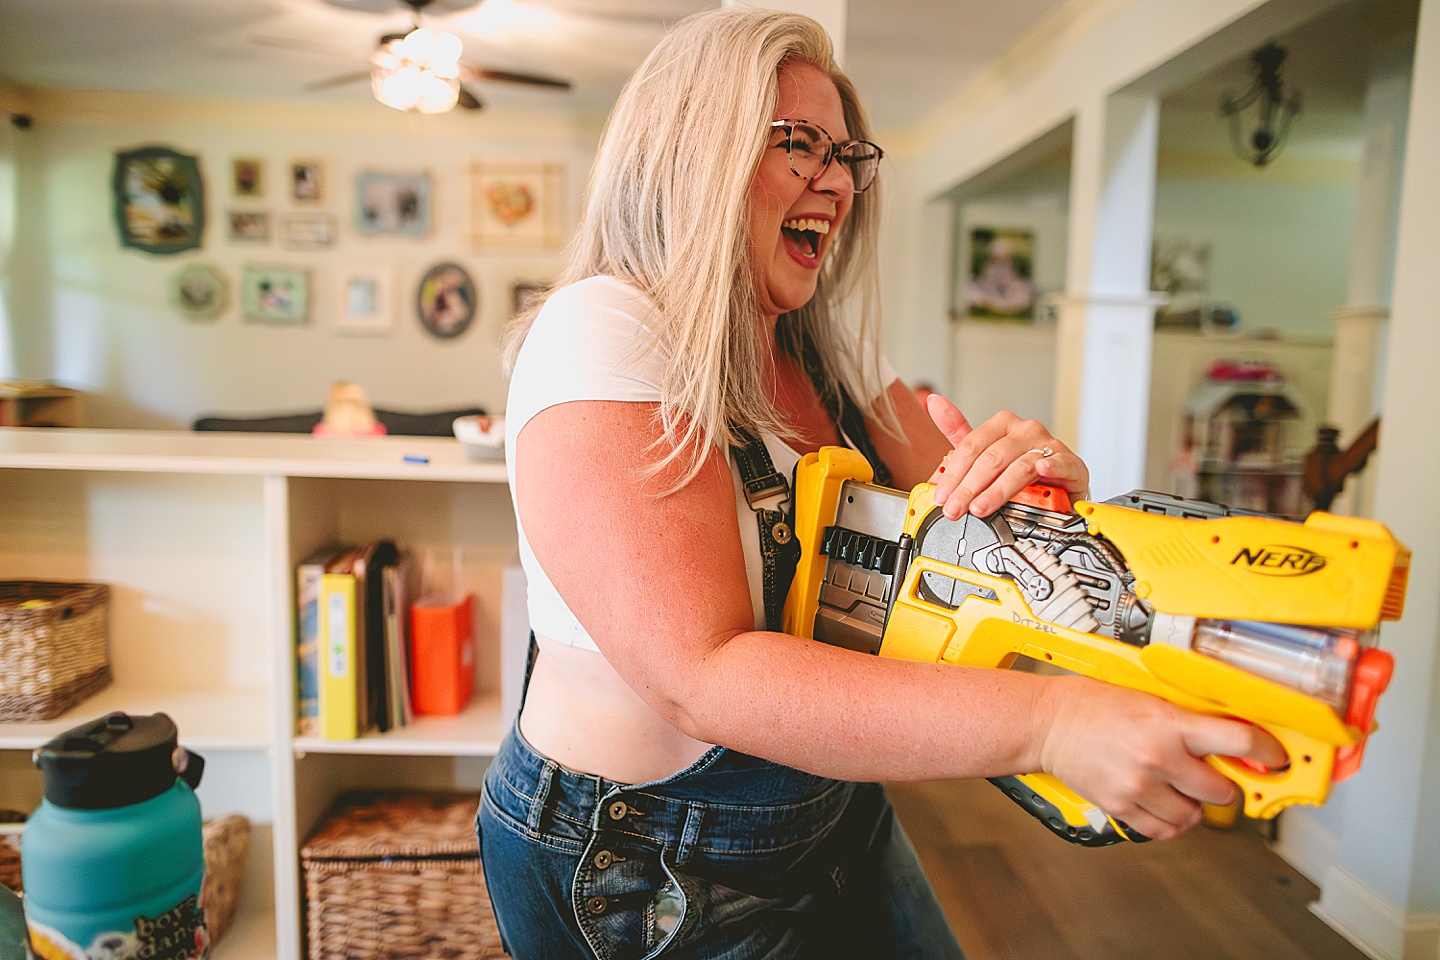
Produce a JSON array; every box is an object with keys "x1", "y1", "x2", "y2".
[{"x1": 313, "y1": 382, "x2": 387, "y2": 438}]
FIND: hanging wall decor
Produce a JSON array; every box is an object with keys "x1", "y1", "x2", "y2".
[
  {"x1": 416, "y1": 262, "x2": 477, "y2": 339},
  {"x1": 468, "y1": 161, "x2": 563, "y2": 250},
  {"x1": 356, "y1": 171, "x2": 431, "y2": 237},
  {"x1": 171, "y1": 263, "x2": 228, "y2": 322},
  {"x1": 112, "y1": 145, "x2": 205, "y2": 255},
  {"x1": 228, "y1": 211, "x2": 271, "y2": 243},
  {"x1": 336, "y1": 266, "x2": 395, "y2": 337},
  {"x1": 242, "y1": 265, "x2": 310, "y2": 325},
  {"x1": 960, "y1": 227, "x2": 1035, "y2": 322},
  {"x1": 232, "y1": 157, "x2": 264, "y2": 197}
]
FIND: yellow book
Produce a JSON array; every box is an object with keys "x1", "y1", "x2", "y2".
[{"x1": 319, "y1": 568, "x2": 359, "y2": 740}]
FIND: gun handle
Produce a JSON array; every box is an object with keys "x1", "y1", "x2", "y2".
[
  {"x1": 1209, "y1": 723, "x2": 1342, "y2": 819},
  {"x1": 988, "y1": 773, "x2": 1149, "y2": 847}
]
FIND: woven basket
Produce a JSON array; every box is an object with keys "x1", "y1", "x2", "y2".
[
  {"x1": 0, "y1": 811, "x2": 22, "y2": 893},
  {"x1": 0, "y1": 812, "x2": 249, "y2": 948},
  {"x1": 0, "y1": 581, "x2": 111, "y2": 721},
  {"x1": 302, "y1": 791, "x2": 508, "y2": 960},
  {"x1": 202, "y1": 815, "x2": 251, "y2": 944}
]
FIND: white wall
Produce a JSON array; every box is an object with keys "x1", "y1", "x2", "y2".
[
  {"x1": 4, "y1": 91, "x2": 601, "y2": 428},
  {"x1": 1153, "y1": 176, "x2": 1356, "y2": 337}
]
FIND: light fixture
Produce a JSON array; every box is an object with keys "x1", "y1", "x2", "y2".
[
  {"x1": 1219, "y1": 43, "x2": 1302, "y2": 167},
  {"x1": 371, "y1": 26, "x2": 464, "y2": 114}
]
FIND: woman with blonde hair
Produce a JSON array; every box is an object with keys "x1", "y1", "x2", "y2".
[{"x1": 482, "y1": 8, "x2": 1283, "y2": 958}]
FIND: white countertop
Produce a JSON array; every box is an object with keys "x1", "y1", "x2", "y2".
[{"x1": 0, "y1": 428, "x2": 509, "y2": 482}]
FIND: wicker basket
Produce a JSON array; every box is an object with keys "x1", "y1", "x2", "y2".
[
  {"x1": 0, "y1": 581, "x2": 111, "y2": 721},
  {"x1": 0, "y1": 812, "x2": 250, "y2": 948},
  {"x1": 301, "y1": 791, "x2": 508, "y2": 960}
]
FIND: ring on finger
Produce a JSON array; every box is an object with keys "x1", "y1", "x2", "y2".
[{"x1": 1027, "y1": 446, "x2": 1054, "y2": 458}]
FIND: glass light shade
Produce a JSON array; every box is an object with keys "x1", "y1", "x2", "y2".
[
  {"x1": 415, "y1": 72, "x2": 459, "y2": 114},
  {"x1": 370, "y1": 28, "x2": 464, "y2": 114}
]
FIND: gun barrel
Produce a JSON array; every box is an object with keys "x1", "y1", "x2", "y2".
[{"x1": 1191, "y1": 619, "x2": 1359, "y2": 710}]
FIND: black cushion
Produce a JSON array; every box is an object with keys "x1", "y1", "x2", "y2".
[{"x1": 192, "y1": 407, "x2": 486, "y2": 438}]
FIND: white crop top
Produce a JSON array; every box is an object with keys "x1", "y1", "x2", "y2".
[{"x1": 505, "y1": 275, "x2": 897, "y2": 652}]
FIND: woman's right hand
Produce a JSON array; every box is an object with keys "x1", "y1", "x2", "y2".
[{"x1": 1034, "y1": 677, "x2": 1289, "y2": 840}]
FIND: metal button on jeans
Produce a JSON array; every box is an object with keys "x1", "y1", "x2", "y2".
[
  {"x1": 594, "y1": 850, "x2": 615, "y2": 870},
  {"x1": 607, "y1": 800, "x2": 629, "y2": 821},
  {"x1": 586, "y1": 895, "x2": 608, "y2": 916}
]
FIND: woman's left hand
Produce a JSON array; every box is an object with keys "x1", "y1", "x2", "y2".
[{"x1": 925, "y1": 393, "x2": 1090, "y2": 520}]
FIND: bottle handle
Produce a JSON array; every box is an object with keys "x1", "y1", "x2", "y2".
[{"x1": 173, "y1": 747, "x2": 205, "y2": 791}]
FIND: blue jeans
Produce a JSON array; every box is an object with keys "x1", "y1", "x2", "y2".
[{"x1": 478, "y1": 722, "x2": 965, "y2": 960}]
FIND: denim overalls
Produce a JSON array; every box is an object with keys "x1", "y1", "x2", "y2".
[{"x1": 479, "y1": 386, "x2": 965, "y2": 959}]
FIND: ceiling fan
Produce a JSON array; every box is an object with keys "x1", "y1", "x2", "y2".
[{"x1": 253, "y1": 0, "x2": 572, "y2": 113}]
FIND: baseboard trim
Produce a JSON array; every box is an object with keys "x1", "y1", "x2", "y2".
[
  {"x1": 1311, "y1": 866, "x2": 1440, "y2": 960},
  {"x1": 1272, "y1": 808, "x2": 1340, "y2": 886}
]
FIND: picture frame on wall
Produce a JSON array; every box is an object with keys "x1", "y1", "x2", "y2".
[
  {"x1": 171, "y1": 263, "x2": 228, "y2": 322},
  {"x1": 241, "y1": 265, "x2": 310, "y2": 324},
  {"x1": 227, "y1": 211, "x2": 271, "y2": 243},
  {"x1": 510, "y1": 280, "x2": 547, "y2": 318},
  {"x1": 356, "y1": 171, "x2": 432, "y2": 237},
  {"x1": 336, "y1": 266, "x2": 395, "y2": 336},
  {"x1": 112, "y1": 145, "x2": 205, "y2": 255},
  {"x1": 960, "y1": 227, "x2": 1036, "y2": 322},
  {"x1": 469, "y1": 161, "x2": 563, "y2": 250},
  {"x1": 232, "y1": 157, "x2": 263, "y2": 198},
  {"x1": 416, "y1": 262, "x2": 477, "y2": 339},
  {"x1": 290, "y1": 160, "x2": 324, "y2": 202},
  {"x1": 280, "y1": 212, "x2": 337, "y2": 249}
]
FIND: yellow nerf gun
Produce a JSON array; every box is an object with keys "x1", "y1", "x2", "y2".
[{"x1": 783, "y1": 447, "x2": 1409, "y2": 847}]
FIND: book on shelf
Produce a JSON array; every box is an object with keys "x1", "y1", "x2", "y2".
[
  {"x1": 318, "y1": 549, "x2": 362, "y2": 740},
  {"x1": 308, "y1": 539, "x2": 419, "y2": 740},
  {"x1": 295, "y1": 543, "x2": 352, "y2": 737}
]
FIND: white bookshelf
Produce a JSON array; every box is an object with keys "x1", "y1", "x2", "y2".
[{"x1": 0, "y1": 428, "x2": 519, "y2": 960}]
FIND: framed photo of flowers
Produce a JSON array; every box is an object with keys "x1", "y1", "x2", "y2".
[
  {"x1": 112, "y1": 145, "x2": 205, "y2": 255},
  {"x1": 468, "y1": 161, "x2": 563, "y2": 250}
]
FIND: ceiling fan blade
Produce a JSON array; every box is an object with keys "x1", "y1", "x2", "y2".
[
  {"x1": 249, "y1": 34, "x2": 358, "y2": 60},
  {"x1": 461, "y1": 65, "x2": 572, "y2": 90},
  {"x1": 305, "y1": 71, "x2": 374, "y2": 93},
  {"x1": 457, "y1": 85, "x2": 484, "y2": 110}
]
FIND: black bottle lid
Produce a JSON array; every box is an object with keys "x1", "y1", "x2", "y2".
[{"x1": 32, "y1": 712, "x2": 204, "y2": 810}]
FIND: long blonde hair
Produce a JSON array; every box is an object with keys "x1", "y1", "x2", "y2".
[{"x1": 502, "y1": 8, "x2": 892, "y2": 486}]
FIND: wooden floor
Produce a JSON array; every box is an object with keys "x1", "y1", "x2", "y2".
[{"x1": 888, "y1": 779, "x2": 1367, "y2": 960}]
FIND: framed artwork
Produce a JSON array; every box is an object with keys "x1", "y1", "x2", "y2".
[
  {"x1": 171, "y1": 263, "x2": 227, "y2": 321},
  {"x1": 356, "y1": 171, "x2": 431, "y2": 237},
  {"x1": 962, "y1": 227, "x2": 1035, "y2": 322},
  {"x1": 469, "y1": 161, "x2": 563, "y2": 250},
  {"x1": 228, "y1": 210, "x2": 271, "y2": 242},
  {"x1": 232, "y1": 157, "x2": 263, "y2": 197},
  {"x1": 510, "y1": 280, "x2": 547, "y2": 318},
  {"x1": 1152, "y1": 237, "x2": 1211, "y2": 329},
  {"x1": 112, "y1": 145, "x2": 205, "y2": 255},
  {"x1": 241, "y1": 265, "x2": 310, "y2": 324},
  {"x1": 336, "y1": 267, "x2": 395, "y2": 336},
  {"x1": 281, "y1": 212, "x2": 337, "y2": 249},
  {"x1": 290, "y1": 160, "x2": 324, "y2": 202},
  {"x1": 416, "y1": 262, "x2": 477, "y2": 339}
]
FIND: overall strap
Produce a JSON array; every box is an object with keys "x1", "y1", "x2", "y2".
[{"x1": 730, "y1": 427, "x2": 800, "y2": 633}]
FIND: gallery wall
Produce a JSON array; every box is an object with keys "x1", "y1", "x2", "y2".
[{"x1": 1, "y1": 90, "x2": 602, "y2": 428}]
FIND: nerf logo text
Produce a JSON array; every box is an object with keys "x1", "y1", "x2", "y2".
[{"x1": 1230, "y1": 544, "x2": 1328, "y2": 576}]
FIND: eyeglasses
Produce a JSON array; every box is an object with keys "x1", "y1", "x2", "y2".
[{"x1": 769, "y1": 119, "x2": 883, "y2": 194}]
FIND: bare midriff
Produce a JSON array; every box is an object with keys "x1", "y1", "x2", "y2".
[{"x1": 518, "y1": 633, "x2": 715, "y2": 784}]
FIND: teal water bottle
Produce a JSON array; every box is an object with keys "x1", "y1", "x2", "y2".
[{"x1": 21, "y1": 713, "x2": 208, "y2": 960}]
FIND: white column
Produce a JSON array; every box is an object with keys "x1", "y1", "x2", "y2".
[
  {"x1": 1052, "y1": 92, "x2": 1161, "y2": 499},
  {"x1": 721, "y1": 0, "x2": 848, "y2": 63},
  {"x1": 1326, "y1": 39, "x2": 1414, "y2": 516},
  {"x1": 1311, "y1": 1, "x2": 1440, "y2": 957}
]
